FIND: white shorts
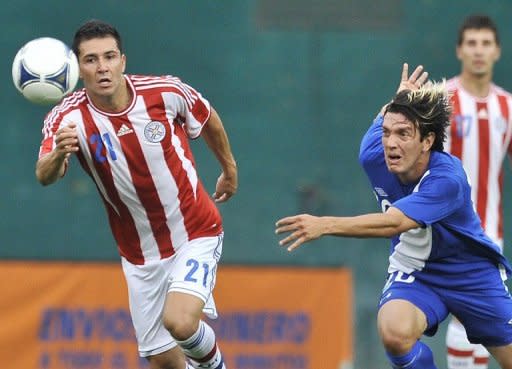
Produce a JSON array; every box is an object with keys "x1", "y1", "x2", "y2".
[{"x1": 121, "y1": 234, "x2": 223, "y2": 357}]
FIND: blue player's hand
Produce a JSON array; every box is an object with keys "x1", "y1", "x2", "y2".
[{"x1": 397, "y1": 63, "x2": 429, "y2": 93}]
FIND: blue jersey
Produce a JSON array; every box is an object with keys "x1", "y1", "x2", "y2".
[{"x1": 359, "y1": 115, "x2": 511, "y2": 287}]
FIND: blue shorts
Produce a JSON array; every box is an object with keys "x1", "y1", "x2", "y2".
[{"x1": 378, "y1": 266, "x2": 512, "y2": 346}]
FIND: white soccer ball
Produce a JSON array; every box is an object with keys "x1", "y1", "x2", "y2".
[{"x1": 12, "y1": 37, "x2": 79, "y2": 105}]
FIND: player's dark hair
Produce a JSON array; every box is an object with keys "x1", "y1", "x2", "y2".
[
  {"x1": 385, "y1": 82, "x2": 452, "y2": 152},
  {"x1": 457, "y1": 14, "x2": 499, "y2": 46},
  {"x1": 72, "y1": 19, "x2": 123, "y2": 56}
]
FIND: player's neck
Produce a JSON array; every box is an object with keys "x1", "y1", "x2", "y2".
[
  {"x1": 90, "y1": 83, "x2": 132, "y2": 113},
  {"x1": 397, "y1": 152, "x2": 431, "y2": 185},
  {"x1": 458, "y1": 73, "x2": 492, "y2": 98}
]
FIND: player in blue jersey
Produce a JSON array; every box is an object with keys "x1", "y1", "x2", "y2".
[{"x1": 275, "y1": 63, "x2": 512, "y2": 369}]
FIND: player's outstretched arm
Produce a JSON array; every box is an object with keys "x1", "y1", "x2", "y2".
[
  {"x1": 201, "y1": 108, "x2": 238, "y2": 203},
  {"x1": 275, "y1": 207, "x2": 420, "y2": 251},
  {"x1": 36, "y1": 123, "x2": 79, "y2": 186}
]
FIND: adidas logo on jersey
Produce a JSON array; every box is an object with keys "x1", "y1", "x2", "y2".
[{"x1": 117, "y1": 124, "x2": 134, "y2": 137}]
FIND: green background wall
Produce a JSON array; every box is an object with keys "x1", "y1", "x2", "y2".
[{"x1": 2, "y1": 1, "x2": 512, "y2": 368}]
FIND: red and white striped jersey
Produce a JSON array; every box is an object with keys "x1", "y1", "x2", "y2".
[
  {"x1": 39, "y1": 75, "x2": 223, "y2": 265},
  {"x1": 445, "y1": 77, "x2": 512, "y2": 248}
]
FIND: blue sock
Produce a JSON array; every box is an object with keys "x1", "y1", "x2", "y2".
[{"x1": 386, "y1": 341, "x2": 437, "y2": 369}]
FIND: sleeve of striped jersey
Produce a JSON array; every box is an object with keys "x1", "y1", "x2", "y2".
[
  {"x1": 169, "y1": 78, "x2": 211, "y2": 139},
  {"x1": 38, "y1": 108, "x2": 70, "y2": 158},
  {"x1": 393, "y1": 175, "x2": 464, "y2": 226},
  {"x1": 38, "y1": 111, "x2": 71, "y2": 176}
]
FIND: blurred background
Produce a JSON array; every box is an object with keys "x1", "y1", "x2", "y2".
[{"x1": 2, "y1": 1, "x2": 512, "y2": 368}]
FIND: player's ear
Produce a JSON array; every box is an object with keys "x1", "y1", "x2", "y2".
[
  {"x1": 455, "y1": 45, "x2": 462, "y2": 62},
  {"x1": 121, "y1": 54, "x2": 126, "y2": 73},
  {"x1": 423, "y1": 132, "x2": 435, "y2": 152},
  {"x1": 494, "y1": 44, "x2": 501, "y2": 62}
]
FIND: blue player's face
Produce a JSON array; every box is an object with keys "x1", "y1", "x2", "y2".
[{"x1": 382, "y1": 112, "x2": 433, "y2": 183}]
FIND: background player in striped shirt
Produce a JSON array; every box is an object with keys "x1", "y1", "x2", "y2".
[
  {"x1": 445, "y1": 14, "x2": 512, "y2": 369},
  {"x1": 276, "y1": 63, "x2": 512, "y2": 369},
  {"x1": 36, "y1": 20, "x2": 237, "y2": 369}
]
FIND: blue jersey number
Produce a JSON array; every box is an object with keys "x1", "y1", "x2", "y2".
[
  {"x1": 184, "y1": 259, "x2": 210, "y2": 287},
  {"x1": 89, "y1": 133, "x2": 118, "y2": 163}
]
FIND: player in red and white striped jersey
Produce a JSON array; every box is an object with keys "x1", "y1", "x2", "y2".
[
  {"x1": 36, "y1": 20, "x2": 237, "y2": 369},
  {"x1": 444, "y1": 15, "x2": 512, "y2": 369}
]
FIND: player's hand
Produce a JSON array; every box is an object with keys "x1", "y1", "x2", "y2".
[
  {"x1": 397, "y1": 63, "x2": 429, "y2": 93},
  {"x1": 54, "y1": 123, "x2": 79, "y2": 160},
  {"x1": 275, "y1": 214, "x2": 324, "y2": 251},
  {"x1": 212, "y1": 171, "x2": 238, "y2": 203}
]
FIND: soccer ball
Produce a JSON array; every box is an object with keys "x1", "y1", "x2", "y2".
[{"x1": 12, "y1": 37, "x2": 79, "y2": 105}]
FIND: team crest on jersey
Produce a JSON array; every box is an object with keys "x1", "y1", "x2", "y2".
[
  {"x1": 494, "y1": 116, "x2": 508, "y2": 133},
  {"x1": 454, "y1": 115, "x2": 472, "y2": 137},
  {"x1": 144, "y1": 121, "x2": 166, "y2": 143}
]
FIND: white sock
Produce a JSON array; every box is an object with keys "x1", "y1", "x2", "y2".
[
  {"x1": 473, "y1": 344, "x2": 489, "y2": 369},
  {"x1": 446, "y1": 318, "x2": 489, "y2": 369},
  {"x1": 176, "y1": 321, "x2": 226, "y2": 369}
]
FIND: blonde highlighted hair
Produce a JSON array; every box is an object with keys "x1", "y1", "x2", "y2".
[{"x1": 385, "y1": 81, "x2": 452, "y2": 151}]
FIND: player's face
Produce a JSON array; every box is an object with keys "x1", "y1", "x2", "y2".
[
  {"x1": 77, "y1": 36, "x2": 126, "y2": 102},
  {"x1": 382, "y1": 112, "x2": 433, "y2": 183},
  {"x1": 456, "y1": 29, "x2": 500, "y2": 78}
]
